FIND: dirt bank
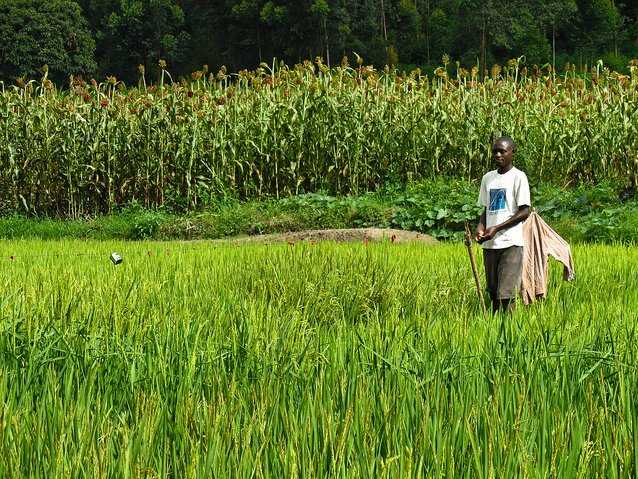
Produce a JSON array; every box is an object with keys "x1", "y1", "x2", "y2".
[{"x1": 225, "y1": 228, "x2": 438, "y2": 245}]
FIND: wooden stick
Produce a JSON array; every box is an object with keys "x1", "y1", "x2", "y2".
[{"x1": 464, "y1": 222, "x2": 487, "y2": 315}]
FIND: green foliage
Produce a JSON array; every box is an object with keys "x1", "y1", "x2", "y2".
[
  {"x1": 0, "y1": 0, "x2": 96, "y2": 82},
  {"x1": 0, "y1": 180, "x2": 636, "y2": 243},
  {"x1": 533, "y1": 182, "x2": 638, "y2": 243},
  {"x1": 1, "y1": 0, "x2": 637, "y2": 82},
  {"x1": 101, "y1": 0, "x2": 190, "y2": 82},
  {"x1": 119, "y1": 203, "x2": 167, "y2": 239},
  {"x1": 390, "y1": 179, "x2": 484, "y2": 240},
  {"x1": 577, "y1": 0, "x2": 623, "y2": 52}
]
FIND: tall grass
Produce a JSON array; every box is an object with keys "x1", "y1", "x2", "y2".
[
  {"x1": 0, "y1": 240, "x2": 637, "y2": 476},
  {"x1": 0, "y1": 60, "x2": 637, "y2": 217}
]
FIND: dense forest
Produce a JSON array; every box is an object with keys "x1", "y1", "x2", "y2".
[{"x1": 0, "y1": 0, "x2": 637, "y2": 84}]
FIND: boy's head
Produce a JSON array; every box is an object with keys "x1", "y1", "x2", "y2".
[{"x1": 492, "y1": 136, "x2": 516, "y2": 171}]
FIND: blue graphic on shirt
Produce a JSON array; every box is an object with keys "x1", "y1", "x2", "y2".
[{"x1": 489, "y1": 188, "x2": 506, "y2": 212}]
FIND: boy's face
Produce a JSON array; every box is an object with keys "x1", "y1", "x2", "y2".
[{"x1": 492, "y1": 140, "x2": 514, "y2": 170}]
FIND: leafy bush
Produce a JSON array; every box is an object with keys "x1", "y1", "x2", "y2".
[
  {"x1": 390, "y1": 179, "x2": 483, "y2": 240},
  {"x1": 0, "y1": 179, "x2": 636, "y2": 243}
]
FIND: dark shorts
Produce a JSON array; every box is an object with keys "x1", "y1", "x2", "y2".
[{"x1": 483, "y1": 246, "x2": 523, "y2": 301}]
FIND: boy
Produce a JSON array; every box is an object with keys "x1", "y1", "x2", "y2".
[{"x1": 476, "y1": 137, "x2": 530, "y2": 313}]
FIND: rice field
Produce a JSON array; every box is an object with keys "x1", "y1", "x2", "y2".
[{"x1": 1, "y1": 239, "x2": 637, "y2": 477}]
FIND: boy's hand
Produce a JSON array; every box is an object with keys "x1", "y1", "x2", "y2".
[
  {"x1": 480, "y1": 226, "x2": 498, "y2": 242},
  {"x1": 475, "y1": 225, "x2": 486, "y2": 243}
]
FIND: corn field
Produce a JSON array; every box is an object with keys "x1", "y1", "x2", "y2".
[
  {"x1": 1, "y1": 60, "x2": 637, "y2": 217},
  {"x1": 0, "y1": 240, "x2": 637, "y2": 476}
]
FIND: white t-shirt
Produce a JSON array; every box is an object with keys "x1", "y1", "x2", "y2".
[{"x1": 478, "y1": 167, "x2": 530, "y2": 249}]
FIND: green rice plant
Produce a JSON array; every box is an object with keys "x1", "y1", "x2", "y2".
[
  {"x1": 0, "y1": 60, "x2": 637, "y2": 217},
  {"x1": 0, "y1": 240, "x2": 636, "y2": 477}
]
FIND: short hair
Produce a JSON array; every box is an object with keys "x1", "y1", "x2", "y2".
[{"x1": 494, "y1": 136, "x2": 517, "y2": 153}]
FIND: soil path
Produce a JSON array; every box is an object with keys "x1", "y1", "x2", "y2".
[{"x1": 222, "y1": 228, "x2": 438, "y2": 245}]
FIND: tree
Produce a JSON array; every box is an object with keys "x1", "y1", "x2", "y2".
[
  {"x1": 340, "y1": 0, "x2": 386, "y2": 65},
  {"x1": 102, "y1": 0, "x2": 190, "y2": 82},
  {"x1": 535, "y1": 0, "x2": 577, "y2": 69},
  {"x1": 0, "y1": 0, "x2": 96, "y2": 82},
  {"x1": 3, "y1": 0, "x2": 635, "y2": 82},
  {"x1": 311, "y1": 0, "x2": 331, "y2": 64},
  {"x1": 458, "y1": 0, "x2": 508, "y2": 77},
  {"x1": 576, "y1": 0, "x2": 622, "y2": 55},
  {"x1": 394, "y1": 0, "x2": 422, "y2": 64},
  {"x1": 177, "y1": 0, "x2": 226, "y2": 73},
  {"x1": 77, "y1": 0, "x2": 119, "y2": 32},
  {"x1": 259, "y1": 0, "x2": 290, "y2": 60},
  {"x1": 226, "y1": 0, "x2": 265, "y2": 67},
  {"x1": 423, "y1": 1, "x2": 460, "y2": 67}
]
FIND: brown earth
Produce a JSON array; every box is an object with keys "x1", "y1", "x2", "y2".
[{"x1": 223, "y1": 228, "x2": 438, "y2": 245}]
